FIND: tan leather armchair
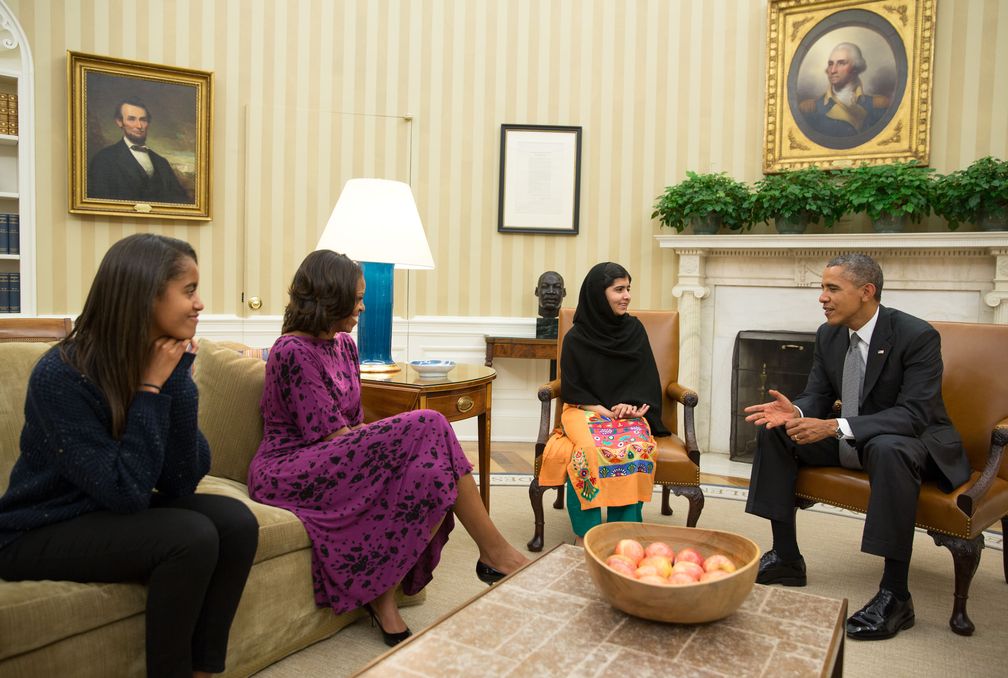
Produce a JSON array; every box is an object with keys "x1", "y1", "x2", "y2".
[
  {"x1": 527, "y1": 309, "x2": 703, "y2": 551},
  {"x1": 795, "y1": 321, "x2": 1008, "y2": 636}
]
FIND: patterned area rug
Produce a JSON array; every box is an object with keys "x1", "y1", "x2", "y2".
[{"x1": 485, "y1": 473, "x2": 1003, "y2": 551}]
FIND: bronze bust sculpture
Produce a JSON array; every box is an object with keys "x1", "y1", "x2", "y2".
[{"x1": 535, "y1": 271, "x2": 565, "y2": 338}]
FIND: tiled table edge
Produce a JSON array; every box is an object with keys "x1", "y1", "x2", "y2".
[
  {"x1": 353, "y1": 544, "x2": 847, "y2": 678},
  {"x1": 351, "y1": 544, "x2": 565, "y2": 677}
]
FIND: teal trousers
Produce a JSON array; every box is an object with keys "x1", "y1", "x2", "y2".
[{"x1": 566, "y1": 479, "x2": 643, "y2": 537}]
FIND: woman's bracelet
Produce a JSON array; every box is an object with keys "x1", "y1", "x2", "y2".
[{"x1": 140, "y1": 382, "x2": 162, "y2": 393}]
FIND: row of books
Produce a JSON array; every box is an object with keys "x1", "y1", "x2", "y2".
[
  {"x1": 0, "y1": 272, "x2": 20, "y2": 313},
  {"x1": 0, "y1": 214, "x2": 19, "y2": 254},
  {"x1": 0, "y1": 93, "x2": 18, "y2": 136}
]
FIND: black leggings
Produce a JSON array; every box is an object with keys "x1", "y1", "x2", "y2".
[{"x1": 0, "y1": 493, "x2": 258, "y2": 678}]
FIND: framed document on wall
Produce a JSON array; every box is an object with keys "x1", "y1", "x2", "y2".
[
  {"x1": 763, "y1": 0, "x2": 935, "y2": 172},
  {"x1": 68, "y1": 51, "x2": 213, "y2": 220},
  {"x1": 497, "y1": 124, "x2": 582, "y2": 235}
]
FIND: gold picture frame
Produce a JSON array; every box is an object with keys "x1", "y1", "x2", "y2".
[
  {"x1": 763, "y1": 0, "x2": 935, "y2": 173},
  {"x1": 68, "y1": 51, "x2": 212, "y2": 220}
]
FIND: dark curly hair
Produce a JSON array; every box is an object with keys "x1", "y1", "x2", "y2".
[{"x1": 282, "y1": 250, "x2": 363, "y2": 335}]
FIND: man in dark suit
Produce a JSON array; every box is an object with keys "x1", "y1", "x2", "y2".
[
  {"x1": 87, "y1": 99, "x2": 191, "y2": 204},
  {"x1": 744, "y1": 253, "x2": 970, "y2": 641}
]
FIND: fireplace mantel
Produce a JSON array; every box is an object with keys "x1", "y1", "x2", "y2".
[
  {"x1": 656, "y1": 232, "x2": 1008, "y2": 454},
  {"x1": 656, "y1": 231, "x2": 1008, "y2": 252}
]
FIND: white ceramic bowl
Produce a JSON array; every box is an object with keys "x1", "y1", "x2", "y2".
[{"x1": 408, "y1": 359, "x2": 455, "y2": 378}]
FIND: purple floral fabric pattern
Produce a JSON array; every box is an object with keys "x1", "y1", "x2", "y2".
[{"x1": 248, "y1": 334, "x2": 472, "y2": 613}]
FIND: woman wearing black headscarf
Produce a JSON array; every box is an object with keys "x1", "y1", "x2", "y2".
[{"x1": 538, "y1": 262, "x2": 669, "y2": 545}]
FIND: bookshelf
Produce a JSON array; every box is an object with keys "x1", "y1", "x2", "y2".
[{"x1": 0, "y1": 1, "x2": 34, "y2": 315}]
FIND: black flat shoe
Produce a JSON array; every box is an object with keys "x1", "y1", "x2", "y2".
[
  {"x1": 755, "y1": 549, "x2": 807, "y2": 587},
  {"x1": 363, "y1": 603, "x2": 412, "y2": 647},
  {"x1": 846, "y1": 589, "x2": 915, "y2": 641},
  {"x1": 476, "y1": 560, "x2": 506, "y2": 585}
]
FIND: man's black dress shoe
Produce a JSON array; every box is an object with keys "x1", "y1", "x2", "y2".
[
  {"x1": 476, "y1": 560, "x2": 506, "y2": 585},
  {"x1": 846, "y1": 589, "x2": 915, "y2": 640},
  {"x1": 363, "y1": 603, "x2": 412, "y2": 647},
  {"x1": 755, "y1": 549, "x2": 807, "y2": 586}
]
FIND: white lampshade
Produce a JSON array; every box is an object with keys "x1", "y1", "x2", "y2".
[{"x1": 317, "y1": 178, "x2": 435, "y2": 269}]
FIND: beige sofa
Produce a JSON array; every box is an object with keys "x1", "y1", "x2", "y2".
[{"x1": 0, "y1": 338, "x2": 421, "y2": 677}]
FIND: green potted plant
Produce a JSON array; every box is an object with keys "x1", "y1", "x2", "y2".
[
  {"x1": 747, "y1": 166, "x2": 845, "y2": 234},
  {"x1": 841, "y1": 160, "x2": 935, "y2": 233},
  {"x1": 652, "y1": 171, "x2": 751, "y2": 234},
  {"x1": 932, "y1": 156, "x2": 1008, "y2": 231}
]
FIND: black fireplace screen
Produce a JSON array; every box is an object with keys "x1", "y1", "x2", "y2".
[{"x1": 730, "y1": 330, "x2": 816, "y2": 462}]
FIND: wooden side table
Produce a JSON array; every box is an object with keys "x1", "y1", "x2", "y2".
[
  {"x1": 484, "y1": 336, "x2": 557, "y2": 379},
  {"x1": 360, "y1": 364, "x2": 496, "y2": 511}
]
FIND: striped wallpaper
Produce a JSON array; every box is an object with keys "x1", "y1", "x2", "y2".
[{"x1": 9, "y1": 0, "x2": 1008, "y2": 319}]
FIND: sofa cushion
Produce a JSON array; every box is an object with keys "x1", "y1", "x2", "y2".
[
  {"x1": 197, "y1": 476, "x2": 311, "y2": 563},
  {"x1": 0, "y1": 342, "x2": 51, "y2": 493},
  {"x1": 0, "y1": 578, "x2": 145, "y2": 661},
  {"x1": 0, "y1": 478, "x2": 311, "y2": 662},
  {"x1": 193, "y1": 339, "x2": 267, "y2": 484}
]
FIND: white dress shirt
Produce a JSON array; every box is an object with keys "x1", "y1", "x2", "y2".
[{"x1": 125, "y1": 138, "x2": 155, "y2": 177}]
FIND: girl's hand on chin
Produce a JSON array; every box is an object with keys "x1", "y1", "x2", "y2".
[{"x1": 144, "y1": 337, "x2": 189, "y2": 386}]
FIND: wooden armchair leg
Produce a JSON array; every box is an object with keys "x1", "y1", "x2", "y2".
[
  {"x1": 929, "y1": 531, "x2": 984, "y2": 636},
  {"x1": 675, "y1": 486, "x2": 705, "y2": 527},
  {"x1": 553, "y1": 485, "x2": 564, "y2": 510},
  {"x1": 661, "y1": 485, "x2": 705, "y2": 525},
  {"x1": 527, "y1": 477, "x2": 550, "y2": 552}
]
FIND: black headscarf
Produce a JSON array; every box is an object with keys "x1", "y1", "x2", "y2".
[{"x1": 560, "y1": 262, "x2": 670, "y2": 436}]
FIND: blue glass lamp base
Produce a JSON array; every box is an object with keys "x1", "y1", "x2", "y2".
[{"x1": 357, "y1": 261, "x2": 400, "y2": 373}]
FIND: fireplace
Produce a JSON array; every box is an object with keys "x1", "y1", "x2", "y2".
[
  {"x1": 729, "y1": 330, "x2": 815, "y2": 462},
  {"x1": 657, "y1": 232, "x2": 1008, "y2": 454}
]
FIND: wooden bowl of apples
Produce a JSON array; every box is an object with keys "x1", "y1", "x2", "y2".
[{"x1": 583, "y1": 522, "x2": 761, "y2": 624}]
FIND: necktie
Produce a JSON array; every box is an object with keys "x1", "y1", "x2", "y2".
[
  {"x1": 839, "y1": 332, "x2": 864, "y2": 469},
  {"x1": 130, "y1": 145, "x2": 149, "y2": 153}
]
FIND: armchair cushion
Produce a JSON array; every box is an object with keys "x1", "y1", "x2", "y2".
[
  {"x1": 654, "y1": 435, "x2": 699, "y2": 484},
  {"x1": 796, "y1": 469, "x2": 1007, "y2": 539}
]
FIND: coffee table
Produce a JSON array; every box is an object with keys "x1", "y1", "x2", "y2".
[{"x1": 354, "y1": 545, "x2": 847, "y2": 677}]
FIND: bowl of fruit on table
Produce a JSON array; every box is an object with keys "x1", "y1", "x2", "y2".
[{"x1": 583, "y1": 522, "x2": 760, "y2": 624}]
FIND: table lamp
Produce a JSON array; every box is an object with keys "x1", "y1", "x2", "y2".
[{"x1": 317, "y1": 178, "x2": 435, "y2": 372}]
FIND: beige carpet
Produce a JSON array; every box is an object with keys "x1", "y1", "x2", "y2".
[{"x1": 254, "y1": 481, "x2": 1006, "y2": 678}]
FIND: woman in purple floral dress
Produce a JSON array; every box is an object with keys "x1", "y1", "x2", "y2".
[{"x1": 248, "y1": 250, "x2": 527, "y2": 646}]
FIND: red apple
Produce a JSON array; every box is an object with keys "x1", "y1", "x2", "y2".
[
  {"x1": 637, "y1": 555, "x2": 674, "y2": 578},
  {"x1": 613, "y1": 539, "x2": 645, "y2": 564},
  {"x1": 637, "y1": 574, "x2": 670, "y2": 586},
  {"x1": 605, "y1": 556, "x2": 637, "y2": 577},
  {"x1": 700, "y1": 570, "x2": 731, "y2": 582},
  {"x1": 668, "y1": 572, "x2": 697, "y2": 586},
  {"x1": 633, "y1": 565, "x2": 659, "y2": 579},
  {"x1": 644, "y1": 541, "x2": 676, "y2": 560},
  {"x1": 673, "y1": 544, "x2": 705, "y2": 564},
  {"x1": 671, "y1": 560, "x2": 705, "y2": 581},
  {"x1": 606, "y1": 554, "x2": 637, "y2": 569},
  {"x1": 703, "y1": 554, "x2": 737, "y2": 573}
]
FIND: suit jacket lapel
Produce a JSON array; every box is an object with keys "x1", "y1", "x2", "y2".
[{"x1": 861, "y1": 306, "x2": 893, "y2": 402}]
